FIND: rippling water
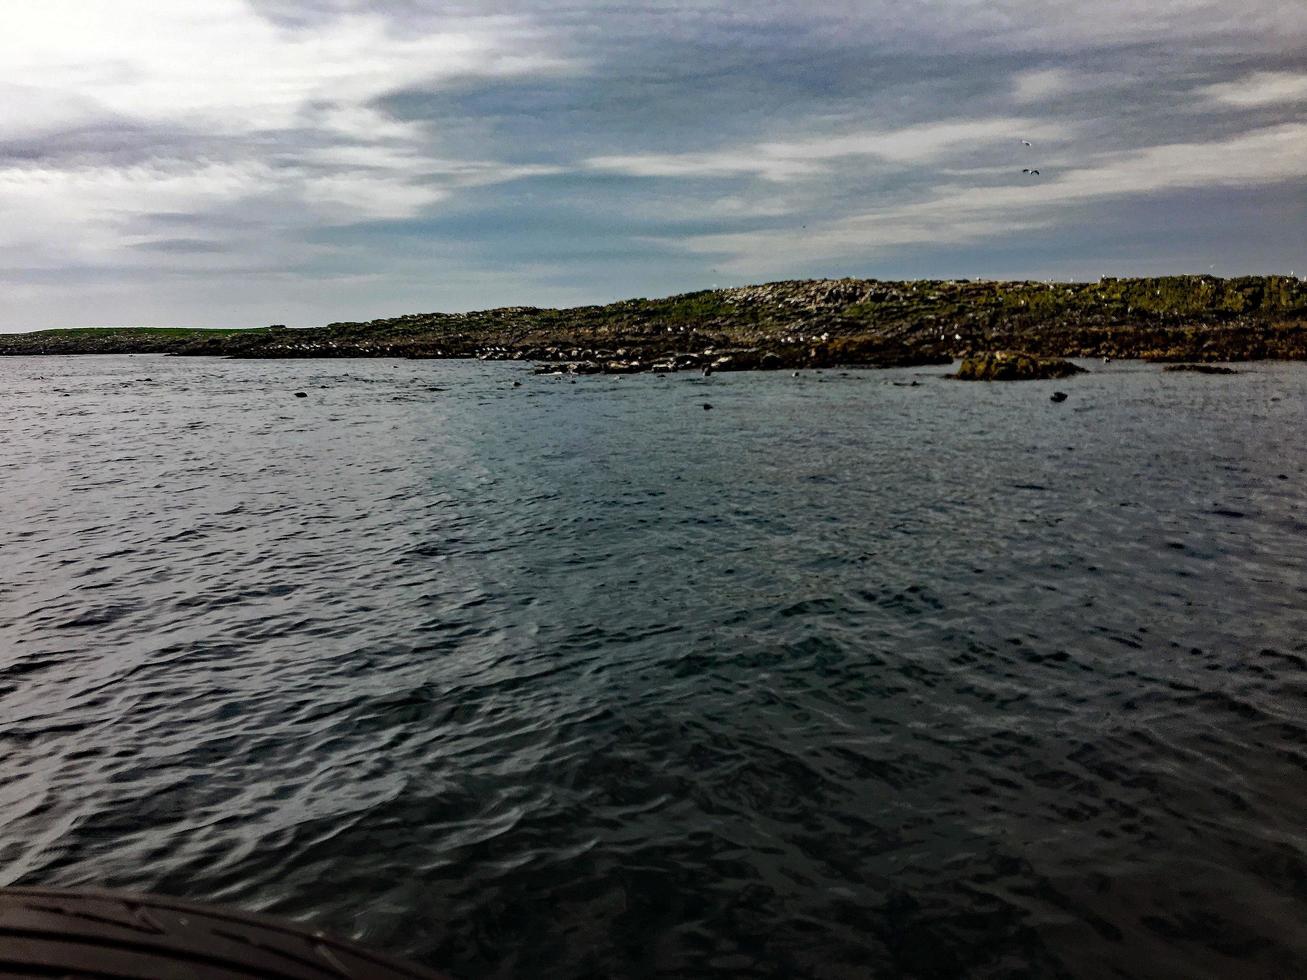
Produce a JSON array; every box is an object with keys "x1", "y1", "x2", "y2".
[{"x1": 1, "y1": 355, "x2": 1305, "y2": 978}]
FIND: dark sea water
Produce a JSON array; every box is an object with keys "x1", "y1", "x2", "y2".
[{"x1": 1, "y1": 355, "x2": 1305, "y2": 979}]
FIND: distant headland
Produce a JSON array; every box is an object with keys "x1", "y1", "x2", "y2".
[{"x1": 3, "y1": 275, "x2": 1304, "y2": 374}]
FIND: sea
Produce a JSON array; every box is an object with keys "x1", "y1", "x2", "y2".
[{"x1": 1, "y1": 354, "x2": 1304, "y2": 978}]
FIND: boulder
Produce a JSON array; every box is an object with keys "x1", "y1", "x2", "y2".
[
  {"x1": 953, "y1": 351, "x2": 1085, "y2": 381},
  {"x1": 1162, "y1": 363, "x2": 1237, "y2": 374}
]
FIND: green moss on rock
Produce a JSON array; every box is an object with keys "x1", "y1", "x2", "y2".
[
  {"x1": 953, "y1": 351, "x2": 1086, "y2": 381},
  {"x1": 3, "y1": 275, "x2": 1306, "y2": 370}
]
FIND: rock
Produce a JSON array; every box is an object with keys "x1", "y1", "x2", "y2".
[
  {"x1": 294, "y1": 391, "x2": 307, "y2": 397},
  {"x1": 512, "y1": 380, "x2": 522, "y2": 387},
  {"x1": 1162, "y1": 363, "x2": 1237, "y2": 374},
  {"x1": 792, "y1": 371, "x2": 800, "y2": 377},
  {"x1": 1050, "y1": 391, "x2": 1068, "y2": 402},
  {"x1": 703, "y1": 366, "x2": 713, "y2": 376},
  {"x1": 604, "y1": 360, "x2": 644, "y2": 374},
  {"x1": 953, "y1": 351, "x2": 1085, "y2": 381},
  {"x1": 703, "y1": 402, "x2": 713, "y2": 410}
]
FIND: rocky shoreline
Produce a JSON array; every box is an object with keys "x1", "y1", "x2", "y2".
[{"x1": 3, "y1": 275, "x2": 1304, "y2": 373}]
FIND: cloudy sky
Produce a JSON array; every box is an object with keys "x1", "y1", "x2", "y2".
[{"x1": 3, "y1": 1, "x2": 1306, "y2": 329}]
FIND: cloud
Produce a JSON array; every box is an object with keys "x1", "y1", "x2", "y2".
[
  {"x1": 666, "y1": 122, "x2": 1307, "y2": 273},
  {"x1": 1201, "y1": 71, "x2": 1307, "y2": 106},
  {"x1": 8, "y1": 2, "x2": 571, "y2": 132},
  {"x1": 1011, "y1": 70, "x2": 1080, "y2": 103},
  {"x1": 587, "y1": 118, "x2": 1069, "y2": 181},
  {"x1": 0, "y1": 1, "x2": 578, "y2": 289},
  {"x1": 2, "y1": 1, "x2": 1306, "y2": 328},
  {"x1": 129, "y1": 238, "x2": 231, "y2": 254}
]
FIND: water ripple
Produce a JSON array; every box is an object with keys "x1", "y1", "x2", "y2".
[{"x1": 1, "y1": 355, "x2": 1305, "y2": 977}]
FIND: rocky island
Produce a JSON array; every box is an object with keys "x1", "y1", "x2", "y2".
[{"x1": 2, "y1": 275, "x2": 1304, "y2": 374}]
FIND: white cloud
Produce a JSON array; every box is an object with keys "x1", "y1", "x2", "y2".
[
  {"x1": 0, "y1": 84, "x2": 113, "y2": 140},
  {"x1": 296, "y1": 172, "x2": 448, "y2": 222},
  {"x1": 585, "y1": 150, "x2": 820, "y2": 182},
  {"x1": 1011, "y1": 69, "x2": 1076, "y2": 103},
  {"x1": 669, "y1": 122, "x2": 1307, "y2": 273},
  {"x1": 587, "y1": 117, "x2": 1068, "y2": 181},
  {"x1": 3, "y1": 0, "x2": 1306, "y2": 329},
  {"x1": 0, "y1": 161, "x2": 275, "y2": 267},
  {"x1": 766, "y1": 119, "x2": 1068, "y2": 164},
  {"x1": 687, "y1": 0, "x2": 1307, "y2": 54},
  {"x1": 6, "y1": 2, "x2": 570, "y2": 133},
  {"x1": 0, "y1": 1, "x2": 578, "y2": 272},
  {"x1": 1201, "y1": 71, "x2": 1307, "y2": 106}
]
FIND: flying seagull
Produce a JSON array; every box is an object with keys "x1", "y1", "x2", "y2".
[
  {"x1": 1022, "y1": 168, "x2": 1030, "y2": 174},
  {"x1": 1029, "y1": 169, "x2": 1040, "y2": 176},
  {"x1": 1021, "y1": 140, "x2": 1032, "y2": 146}
]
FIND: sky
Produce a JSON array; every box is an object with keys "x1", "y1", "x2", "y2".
[{"x1": 3, "y1": 1, "x2": 1306, "y2": 330}]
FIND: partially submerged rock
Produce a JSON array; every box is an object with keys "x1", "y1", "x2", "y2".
[
  {"x1": 953, "y1": 351, "x2": 1085, "y2": 381},
  {"x1": 1162, "y1": 363, "x2": 1237, "y2": 374}
]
